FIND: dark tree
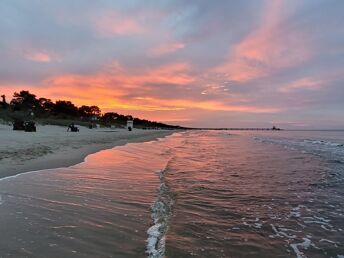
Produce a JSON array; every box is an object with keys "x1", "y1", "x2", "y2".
[
  {"x1": 10, "y1": 91, "x2": 39, "y2": 111},
  {"x1": 79, "y1": 105, "x2": 92, "y2": 118},
  {"x1": 0, "y1": 94, "x2": 8, "y2": 109},
  {"x1": 1, "y1": 90, "x2": 182, "y2": 129},
  {"x1": 101, "y1": 112, "x2": 118, "y2": 125},
  {"x1": 53, "y1": 100, "x2": 79, "y2": 117},
  {"x1": 37, "y1": 98, "x2": 55, "y2": 114},
  {"x1": 89, "y1": 106, "x2": 101, "y2": 117}
]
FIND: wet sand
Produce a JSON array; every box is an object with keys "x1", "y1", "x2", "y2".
[{"x1": 0, "y1": 123, "x2": 175, "y2": 179}]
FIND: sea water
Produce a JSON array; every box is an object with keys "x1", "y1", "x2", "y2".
[{"x1": 0, "y1": 130, "x2": 343, "y2": 257}]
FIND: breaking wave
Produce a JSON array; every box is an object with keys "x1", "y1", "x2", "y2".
[
  {"x1": 146, "y1": 160, "x2": 174, "y2": 258},
  {"x1": 255, "y1": 137, "x2": 344, "y2": 164}
]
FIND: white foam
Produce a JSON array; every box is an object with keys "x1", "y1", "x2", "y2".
[
  {"x1": 270, "y1": 224, "x2": 296, "y2": 239},
  {"x1": 255, "y1": 136, "x2": 344, "y2": 163},
  {"x1": 147, "y1": 223, "x2": 164, "y2": 258},
  {"x1": 0, "y1": 167, "x2": 59, "y2": 182},
  {"x1": 319, "y1": 238, "x2": 337, "y2": 245},
  {"x1": 313, "y1": 216, "x2": 330, "y2": 223},
  {"x1": 290, "y1": 238, "x2": 311, "y2": 258},
  {"x1": 320, "y1": 225, "x2": 336, "y2": 232},
  {"x1": 271, "y1": 224, "x2": 279, "y2": 234},
  {"x1": 146, "y1": 166, "x2": 174, "y2": 258},
  {"x1": 290, "y1": 211, "x2": 301, "y2": 218},
  {"x1": 254, "y1": 223, "x2": 262, "y2": 229}
]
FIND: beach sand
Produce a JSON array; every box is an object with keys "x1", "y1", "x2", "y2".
[{"x1": 0, "y1": 123, "x2": 175, "y2": 179}]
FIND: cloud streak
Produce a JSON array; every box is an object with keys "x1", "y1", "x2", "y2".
[
  {"x1": 24, "y1": 50, "x2": 52, "y2": 63},
  {"x1": 93, "y1": 11, "x2": 144, "y2": 37},
  {"x1": 148, "y1": 42, "x2": 185, "y2": 56},
  {"x1": 214, "y1": 0, "x2": 310, "y2": 82}
]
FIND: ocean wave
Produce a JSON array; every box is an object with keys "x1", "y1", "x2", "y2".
[
  {"x1": 302, "y1": 139, "x2": 343, "y2": 147},
  {"x1": 255, "y1": 137, "x2": 343, "y2": 147},
  {"x1": 146, "y1": 161, "x2": 174, "y2": 258},
  {"x1": 255, "y1": 137, "x2": 344, "y2": 164}
]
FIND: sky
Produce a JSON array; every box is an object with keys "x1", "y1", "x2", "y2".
[{"x1": 0, "y1": 0, "x2": 344, "y2": 129}]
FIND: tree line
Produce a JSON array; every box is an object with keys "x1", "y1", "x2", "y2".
[{"x1": 0, "y1": 90, "x2": 184, "y2": 129}]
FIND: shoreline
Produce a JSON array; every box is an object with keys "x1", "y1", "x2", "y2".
[{"x1": 0, "y1": 124, "x2": 176, "y2": 179}]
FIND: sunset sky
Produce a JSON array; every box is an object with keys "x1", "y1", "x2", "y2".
[{"x1": 1, "y1": 0, "x2": 344, "y2": 128}]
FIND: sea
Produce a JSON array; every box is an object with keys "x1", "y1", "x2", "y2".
[{"x1": 0, "y1": 130, "x2": 343, "y2": 258}]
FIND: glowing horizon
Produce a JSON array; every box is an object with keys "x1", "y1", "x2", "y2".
[{"x1": 1, "y1": 0, "x2": 344, "y2": 128}]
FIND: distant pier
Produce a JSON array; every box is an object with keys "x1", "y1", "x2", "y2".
[
  {"x1": 226, "y1": 127, "x2": 281, "y2": 131},
  {"x1": 190, "y1": 126, "x2": 282, "y2": 131}
]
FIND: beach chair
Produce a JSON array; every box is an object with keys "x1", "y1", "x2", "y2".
[
  {"x1": 24, "y1": 121, "x2": 36, "y2": 132},
  {"x1": 13, "y1": 120, "x2": 25, "y2": 130},
  {"x1": 67, "y1": 124, "x2": 79, "y2": 132}
]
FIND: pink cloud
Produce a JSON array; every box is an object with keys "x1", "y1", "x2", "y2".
[
  {"x1": 279, "y1": 78, "x2": 325, "y2": 93},
  {"x1": 279, "y1": 69, "x2": 344, "y2": 93},
  {"x1": 148, "y1": 42, "x2": 185, "y2": 56},
  {"x1": 94, "y1": 11, "x2": 143, "y2": 37},
  {"x1": 214, "y1": 0, "x2": 311, "y2": 82},
  {"x1": 21, "y1": 47, "x2": 62, "y2": 63},
  {"x1": 24, "y1": 49, "x2": 54, "y2": 63}
]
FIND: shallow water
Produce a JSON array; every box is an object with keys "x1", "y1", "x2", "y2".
[{"x1": 0, "y1": 130, "x2": 343, "y2": 257}]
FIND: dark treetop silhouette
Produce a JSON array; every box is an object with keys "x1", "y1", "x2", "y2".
[{"x1": 0, "y1": 90, "x2": 185, "y2": 129}]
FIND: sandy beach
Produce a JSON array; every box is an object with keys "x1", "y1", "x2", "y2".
[{"x1": 0, "y1": 123, "x2": 175, "y2": 179}]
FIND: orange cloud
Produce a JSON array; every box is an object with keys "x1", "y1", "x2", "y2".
[
  {"x1": 215, "y1": 0, "x2": 310, "y2": 82},
  {"x1": 1, "y1": 59, "x2": 280, "y2": 115},
  {"x1": 87, "y1": 93, "x2": 280, "y2": 113},
  {"x1": 158, "y1": 118, "x2": 193, "y2": 123},
  {"x1": 35, "y1": 61, "x2": 194, "y2": 110},
  {"x1": 94, "y1": 11, "x2": 143, "y2": 37},
  {"x1": 24, "y1": 49, "x2": 56, "y2": 63},
  {"x1": 1, "y1": 81, "x2": 280, "y2": 114},
  {"x1": 46, "y1": 61, "x2": 194, "y2": 89},
  {"x1": 148, "y1": 42, "x2": 185, "y2": 56},
  {"x1": 143, "y1": 98, "x2": 280, "y2": 113},
  {"x1": 85, "y1": 95, "x2": 280, "y2": 113}
]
